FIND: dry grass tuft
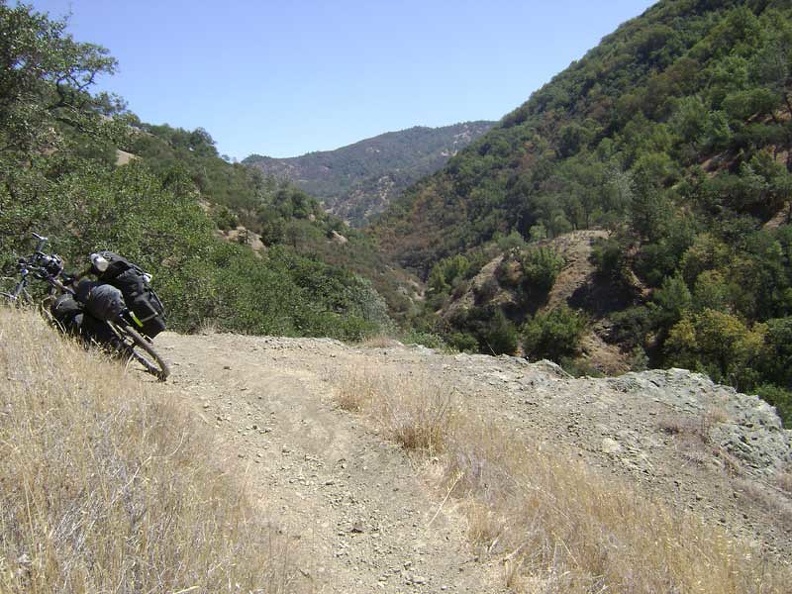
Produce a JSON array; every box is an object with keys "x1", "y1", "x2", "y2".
[
  {"x1": 0, "y1": 309, "x2": 306, "y2": 593},
  {"x1": 335, "y1": 363, "x2": 792, "y2": 594},
  {"x1": 335, "y1": 369, "x2": 380, "y2": 412},
  {"x1": 658, "y1": 405, "x2": 728, "y2": 444},
  {"x1": 336, "y1": 368, "x2": 456, "y2": 454}
]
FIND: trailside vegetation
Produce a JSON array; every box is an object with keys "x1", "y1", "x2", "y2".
[
  {"x1": 0, "y1": 1, "x2": 392, "y2": 342},
  {"x1": 0, "y1": 310, "x2": 309, "y2": 592}
]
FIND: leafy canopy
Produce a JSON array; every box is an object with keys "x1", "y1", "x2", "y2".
[{"x1": 0, "y1": 2, "x2": 393, "y2": 342}]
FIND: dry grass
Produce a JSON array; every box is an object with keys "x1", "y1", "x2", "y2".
[
  {"x1": 335, "y1": 369, "x2": 379, "y2": 413},
  {"x1": 336, "y1": 368, "x2": 457, "y2": 454},
  {"x1": 658, "y1": 405, "x2": 729, "y2": 444},
  {"x1": 335, "y1": 365, "x2": 792, "y2": 594},
  {"x1": 0, "y1": 309, "x2": 305, "y2": 593}
]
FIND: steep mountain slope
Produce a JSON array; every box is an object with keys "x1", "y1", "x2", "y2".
[
  {"x1": 367, "y1": 0, "x2": 792, "y2": 419},
  {"x1": 244, "y1": 121, "x2": 495, "y2": 226},
  {"x1": 373, "y1": 0, "x2": 790, "y2": 274}
]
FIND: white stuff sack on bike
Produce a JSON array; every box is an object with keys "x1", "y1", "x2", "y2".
[{"x1": 76, "y1": 280, "x2": 125, "y2": 322}]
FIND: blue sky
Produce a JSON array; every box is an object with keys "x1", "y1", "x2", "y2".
[{"x1": 28, "y1": 0, "x2": 657, "y2": 160}]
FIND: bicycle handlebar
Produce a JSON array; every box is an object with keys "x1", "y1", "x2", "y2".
[{"x1": 6, "y1": 233, "x2": 74, "y2": 296}]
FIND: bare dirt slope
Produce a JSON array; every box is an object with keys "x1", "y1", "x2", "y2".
[{"x1": 150, "y1": 331, "x2": 792, "y2": 593}]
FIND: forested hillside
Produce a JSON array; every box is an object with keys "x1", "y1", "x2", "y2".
[
  {"x1": 372, "y1": 0, "x2": 792, "y2": 422},
  {"x1": 0, "y1": 1, "x2": 395, "y2": 342},
  {"x1": 244, "y1": 121, "x2": 494, "y2": 227},
  {"x1": 5, "y1": 0, "x2": 792, "y2": 423}
]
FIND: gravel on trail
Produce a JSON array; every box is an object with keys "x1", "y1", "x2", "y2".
[{"x1": 152, "y1": 331, "x2": 792, "y2": 593}]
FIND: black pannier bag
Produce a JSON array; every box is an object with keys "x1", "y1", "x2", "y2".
[
  {"x1": 51, "y1": 292, "x2": 121, "y2": 347},
  {"x1": 76, "y1": 281, "x2": 126, "y2": 321},
  {"x1": 90, "y1": 251, "x2": 166, "y2": 338},
  {"x1": 51, "y1": 293, "x2": 84, "y2": 334}
]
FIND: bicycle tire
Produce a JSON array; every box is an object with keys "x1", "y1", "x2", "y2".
[
  {"x1": 0, "y1": 277, "x2": 30, "y2": 307},
  {"x1": 114, "y1": 323, "x2": 171, "y2": 381}
]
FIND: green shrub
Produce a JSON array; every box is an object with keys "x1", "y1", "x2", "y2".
[
  {"x1": 609, "y1": 306, "x2": 656, "y2": 351},
  {"x1": 591, "y1": 235, "x2": 628, "y2": 282},
  {"x1": 518, "y1": 246, "x2": 565, "y2": 294},
  {"x1": 755, "y1": 384, "x2": 791, "y2": 428},
  {"x1": 522, "y1": 305, "x2": 587, "y2": 362},
  {"x1": 447, "y1": 331, "x2": 479, "y2": 353},
  {"x1": 449, "y1": 306, "x2": 519, "y2": 355}
]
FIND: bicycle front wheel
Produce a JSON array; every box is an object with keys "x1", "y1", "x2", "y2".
[
  {"x1": 113, "y1": 322, "x2": 171, "y2": 381},
  {"x1": 0, "y1": 277, "x2": 31, "y2": 307}
]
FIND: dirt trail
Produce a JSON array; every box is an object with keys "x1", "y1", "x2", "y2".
[
  {"x1": 149, "y1": 331, "x2": 792, "y2": 592},
  {"x1": 155, "y1": 332, "x2": 508, "y2": 593}
]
